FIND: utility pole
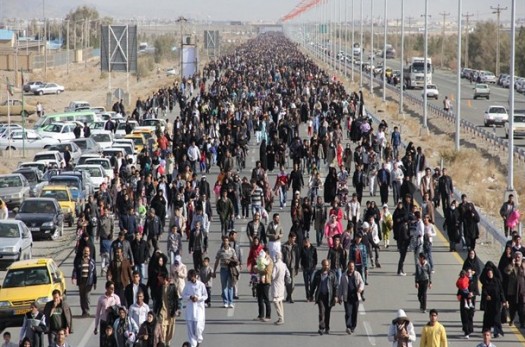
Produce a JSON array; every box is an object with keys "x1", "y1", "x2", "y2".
[
  {"x1": 463, "y1": 12, "x2": 473, "y2": 68},
  {"x1": 406, "y1": 16, "x2": 414, "y2": 52},
  {"x1": 439, "y1": 11, "x2": 450, "y2": 69},
  {"x1": 491, "y1": 4, "x2": 507, "y2": 76}
]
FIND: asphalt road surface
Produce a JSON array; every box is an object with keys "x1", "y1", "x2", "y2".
[{"x1": 1, "y1": 94, "x2": 524, "y2": 347}]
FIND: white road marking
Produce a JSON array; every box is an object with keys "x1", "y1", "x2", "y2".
[
  {"x1": 363, "y1": 321, "x2": 376, "y2": 346},
  {"x1": 227, "y1": 307, "x2": 235, "y2": 317}
]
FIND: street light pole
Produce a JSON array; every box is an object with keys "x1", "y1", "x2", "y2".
[
  {"x1": 351, "y1": 0, "x2": 355, "y2": 83},
  {"x1": 370, "y1": 0, "x2": 374, "y2": 94},
  {"x1": 399, "y1": 0, "x2": 405, "y2": 115},
  {"x1": 507, "y1": 0, "x2": 516, "y2": 194},
  {"x1": 382, "y1": 0, "x2": 387, "y2": 102},
  {"x1": 422, "y1": 0, "x2": 429, "y2": 129},
  {"x1": 360, "y1": 0, "x2": 363, "y2": 88},
  {"x1": 456, "y1": 0, "x2": 462, "y2": 151}
]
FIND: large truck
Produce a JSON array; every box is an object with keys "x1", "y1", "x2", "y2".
[
  {"x1": 385, "y1": 44, "x2": 396, "y2": 59},
  {"x1": 404, "y1": 57, "x2": 432, "y2": 89}
]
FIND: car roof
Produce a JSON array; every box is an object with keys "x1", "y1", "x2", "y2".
[
  {"x1": 35, "y1": 150, "x2": 60, "y2": 156},
  {"x1": 7, "y1": 258, "x2": 55, "y2": 270},
  {"x1": 13, "y1": 167, "x2": 40, "y2": 173},
  {"x1": 23, "y1": 197, "x2": 57, "y2": 203},
  {"x1": 42, "y1": 185, "x2": 70, "y2": 191}
]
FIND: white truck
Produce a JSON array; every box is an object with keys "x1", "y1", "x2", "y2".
[{"x1": 404, "y1": 57, "x2": 432, "y2": 89}]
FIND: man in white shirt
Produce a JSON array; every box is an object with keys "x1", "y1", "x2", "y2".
[
  {"x1": 182, "y1": 269, "x2": 208, "y2": 347},
  {"x1": 390, "y1": 162, "x2": 404, "y2": 204},
  {"x1": 187, "y1": 141, "x2": 201, "y2": 173},
  {"x1": 129, "y1": 290, "x2": 150, "y2": 327}
]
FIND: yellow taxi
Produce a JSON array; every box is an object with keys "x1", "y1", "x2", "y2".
[
  {"x1": 124, "y1": 132, "x2": 146, "y2": 153},
  {"x1": 0, "y1": 258, "x2": 67, "y2": 330},
  {"x1": 132, "y1": 127, "x2": 158, "y2": 152},
  {"x1": 40, "y1": 185, "x2": 76, "y2": 227}
]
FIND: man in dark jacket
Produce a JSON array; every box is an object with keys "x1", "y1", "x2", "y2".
[
  {"x1": 438, "y1": 168, "x2": 454, "y2": 214},
  {"x1": 130, "y1": 231, "x2": 149, "y2": 283},
  {"x1": 106, "y1": 247, "x2": 133, "y2": 305},
  {"x1": 144, "y1": 209, "x2": 162, "y2": 256},
  {"x1": 150, "y1": 190, "x2": 167, "y2": 228},
  {"x1": 300, "y1": 238, "x2": 318, "y2": 300},
  {"x1": 119, "y1": 207, "x2": 137, "y2": 241},
  {"x1": 43, "y1": 290, "x2": 72, "y2": 346},
  {"x1": 124, "y1": 270, "x2": 149, "y2": 308},
  {"x1": 310, "y1": 259, "x2": 338, "y2": 335},
  {"x1": 72, "y1": 246, "x2": 97, "y2": 317}
]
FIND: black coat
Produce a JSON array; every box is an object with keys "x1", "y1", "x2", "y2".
[
  {"x1": 124, "y1": 282, "x2": 150, "y2": 307},
  {"x1": 153, "y1": 283, "x2": 179, "y2": 318}
]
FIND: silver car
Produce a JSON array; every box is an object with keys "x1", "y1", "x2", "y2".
[
  {"x1": 0, "y1": 220, "x2": 33, "y2": 268},
  {"x1": 0, "y1": 174, "x2": 31, "y2": 210}
]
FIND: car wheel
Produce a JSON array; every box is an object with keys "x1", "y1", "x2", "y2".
[
  {"x1": 39, "y1": 90, "x2": 43, "y2": 95},
  {"x1": 5, "y1": 146, "x2": 15, "y2": 151},
  {"x1": 473, "y1": 96, "x2": 477, "y2": 100},
  {"x1": 50, "y1": 228, "x2": 60, "y2": 241},
  {"x1": 21, "y1": 110, "x2": 28, "y2": 117},
  {"x1": 487, "y1": 96, "x2": 490, "y2": 100},
  {"x1": 506, "y1": 132, "x2": 509, "y2": 139},
  {"x1": 60, "y1": 223, "x2": 64, "y2": 237}
]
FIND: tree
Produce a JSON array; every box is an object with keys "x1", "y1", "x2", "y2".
[
  {"x1": 516, "y1": 26, "x2": 525, "y2": 77},
  {"x1": 63, "y1": 6, "x2": 112, "y2": 49},
  {"x1": 467, "y1": 20, "x2": 510, "y2": 73}
]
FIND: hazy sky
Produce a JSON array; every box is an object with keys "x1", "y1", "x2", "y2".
[{"x1": 3, "y1": 0, "x2": 524, "y2": 23}]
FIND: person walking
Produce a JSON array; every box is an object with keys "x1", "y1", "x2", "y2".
[
  {"x1": 419, "y1": 309, "x2": 448, "y2": 347},
  {"x1": 124, "y1": 271, "x2": 149, "y2": 309},
  {"x1": 113, "y1": 306, "x2": 139, "y2": 347},
  {"x1": 281, "y1": 232, "x2": 299, "y2": 303},
  {"x1": 43, "y1": 290, "x2": 72, "y2": 347},
  {"x1": 254, "y1": 250, "x2": 273, "y2": 322},
  {"x1": 310, "y1": 259, "x2": 338, "y2": 335},
  {"x1": 19, "y1": 302, "x2": 46, "y2": 347},
  {"x1": 154, "y1": 273, "x2": 178, "y2": 346},
  {"x1": 107, "y1": 247, "x2": 133, "y2": 305},
  {"x1": 300, "y1": 238, "x2": 318, "y2": 300},
  {"x1": 387, "y1": 309, "x2": 416, "y2": 347},
  {"x1": 94, "y1": 281, "x2": 121, "y2": 345},
  {"x1": 266, "y1": 213, "x2": 284, "y2": 259},
  {"x1": 271, "y1": 252, "x2": 290, "y2": 325},
  {"x1": 415, "y1": 253, "x2": 432, "y2": 313},
  {"x1": 72, "y1": 246, "x2": 97, "y2": 317},
  {"x1": 216, "y1": 190, "x2": 234, "y2": 236},
  {"x1": 212, "y1": 235, "x2": 238, "y2": 308},
  {"x1": 476, "y1": 329, "x2": 497, "y2": 347},
  {"x1": 182, "y1": 269, "x2": 208, "y2": 347},
  {"x1": 50, "y1": 329, "x2": 72, "y2": 347},
  {"x1": 338, "y1": 261, "x2": 364, "y2": 335}
]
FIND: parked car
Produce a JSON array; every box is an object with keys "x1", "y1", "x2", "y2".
[
  {"x1": 12, "y1": 167, "x2": 43, "y2": 196},
  {"x1": 85, "y1": 158, "x2": 114, "y2": 182},
  {"x1": 64, "y1": 101, "x2": 90, "y2": 112},
  {"x1": 47, "y1": 142, "x2": 82, "y2": 165},
  {"x1": 141, "y1": 118, "x2": 167, "y2": 133},
  {"x1": 473, "y1": 83, "x2": 490, "y2": 100},
  {"x1": 38, "y1": 122, "x2": 79, "y2": 141},
  {"x1": 91, "y1": 130, "x2": 114, "y2": 149},
  {"x1": 0, "y1": 99, "x2": 37, "y2": 116},
  {"x1": 166, "y1": 67, "x2": 177, "y2": 76},
  {"x1": 0, "y1": 220, "x2": 33, "y2": 269},
  {"x1": 0, "y1": 258, "x2": 66, "y2": 331},
  {"x1": 505, "y1": 114, "x2": 525, "y2": 139},
  {"x1": 483, "y1": 105, "x2": 508, "y2": 127},
  {"x1": 33, "y1": 83, "x2": 64, "y2": 95},
  {"x1": 14, "y1": 198, "x2": 64, "y2": 240},
  {"x1": 74, "y1": 164, "x2": 106, "y2": 189},
  {"x1": 479, "y1": 71, "x2": 497, "y2": 84},
  {"x1": 33, "y1": 151, "x2": 64, "y2": 167},
  {"x1": 23, "y1": 81, "x2": 45, "y2": 93},
  {"x1": 17, "y1": 162, "x2": 47, "y2": 174},
  {"x1": 115, "y1": 120, "x2": 138, "y2": 138},
  {"x1": 0, "y1": 130, "x2": 60, "y2": 151},
  {"x1": 39, "y1": 185, "x2": 76, "y2": 227},
  {"x1": 70, "y1": 137, "x2": 101, "y2": 154},
  {"x1": 0, "y1": 174, "x2": 31, "y2": 210},
  {"x1": 422, "y1": 84, "x2": 439, "y2": 100}
]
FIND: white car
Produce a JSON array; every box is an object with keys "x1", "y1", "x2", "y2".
[
  {"x1": 0, "y1": 220, "x2": 33, "y2": 267},
  {"x1": 38, "y1": 122, "x2": 79, "y2": 141},
  {"x1": 505, "y1": 114, "x2": 525, "y2": 139},
  {"x1": 115, "y1": 120, "x2": 139, "y2": 139},
  {"x1": 422, "y1": 84, "x2": 439, "y2": 100},
  {"x1": 33, "y1": 83, "x2": 64, "y2": 95},
  {"x1": 85, "y1": 158, "x2": 114, "y2": 181},
  {"x1": 91, "y1": 130, "x2": 114, "y2": 149},
  {"x1": 47, "y1": 142, "x2": 83, "y2": 165},
  {"x1": 77, "y1": 153, "x2": 103, "y2": 166},
  {"x1": 113, "y1": 139, "x2": 136, "y2": 153},
  {"x1": 0, "y1": 130, "x2": 60, "y2": 151},
  {"x1": 479, "y1": 71, "x2": 497, "y2": 84},
  {"x1": 18, "y1": 162, "x2": 47, "y2": 174},
  {"x1": 112, "y1": 143, "x2": 136, "y2": 164},
  {"x1": 166, "y1": 67, "x2": 177, "y2": 76},
  {"x1": 74, "y1": 164, "x2": 106, "y2": 190},
  {"x1": 33, "y1": 151, "x2": 64, "y2": 167},
  {"x1": 483, "y1": 105, "x2": 508, "y2": 127},
  {"x1": 141, "y1": 118, "x2": 167, "y2": 133}
]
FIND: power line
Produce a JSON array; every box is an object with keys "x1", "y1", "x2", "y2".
[
  {"x1": 439, "y1": 12, "x2": 450, "y2": 68},
  {"x1": 463, "y1": 12, "x2": 474, "y2": 68},
  {"x1": 491, "y1": 4, "x2": 507, "y2": 76}
]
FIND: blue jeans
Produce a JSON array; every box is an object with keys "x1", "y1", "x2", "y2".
[
  {"x1": 279, "y1": 187, "x2": 287, "y2": 208},
  {"x1": 220, "y1": 267, "x2": 234, "y2": 305},
  {"x1": 424, "y1": 243, "x2": 434, "y2": 271},
  {"x1": 134, "y1": 264, "x2": 147, "y2": 283}
]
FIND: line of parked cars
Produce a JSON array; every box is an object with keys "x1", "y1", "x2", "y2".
[{"x1": 22, "y1": 81, "x2": 65, "y2": 95}]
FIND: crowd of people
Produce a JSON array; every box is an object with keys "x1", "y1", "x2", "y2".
[{"x1": 8, "y1": 31, "x2": 525, "y2": 347}]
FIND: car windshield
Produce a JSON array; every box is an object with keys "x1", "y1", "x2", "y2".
[
  {"x1": 92, "y1": 133, "x2": 111, "y2": 142},
  {"x1": 489, "y1": 107, "x2": 506, "y2": 114},
  {"x1": 0, "y1": 223, "x2": 19, "y2": 238},
  {"x1": 42, "y1": 124, "x2": 62, "y2": 133},
  {"x1": 115, "y1": 146, "x2": 132, "y2": 155},
  {"x1": 3, "y1": 267, "x2": 51, "y2": 288},
  {"x1": 117, "y1": 123, "x2": 127, "y2": 130},
  {"x1": 142, "y1": 120, "x2": 158, "y2": 126},
  {"x1": 18, "y1": 172, "x2": 38, "y2": 184},
  {"x1": 50, "y1": 178, "x2": 79, "y2": 189},
  {"x1": 34, "y1": 154, "x2": 56, "y2": 161},
  {"x1": 515, "y1": 115, "x2": 525, "y2": 123},
  {"x1": 41, "y1": 190, "x2": 69, "y2": 201},
  {"x1": 0, "y1": 176, "x2": 22, "y2": 188},
  {"x1": 20, "y1": 200, "x2": 56, "y2": 214},
  {"x1": 73, "y1": 140, "x2": 86, "y2": 149},
  {"x1": 79, "y1": 167, "x2": 101, "y2": 177},
  {"x1": 129, "y1": 137, "x2": 144, "y2": 146}
]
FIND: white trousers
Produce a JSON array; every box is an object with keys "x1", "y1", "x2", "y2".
[{"x1": 187, "y1": 319, "x2": 205, "y2": 347}]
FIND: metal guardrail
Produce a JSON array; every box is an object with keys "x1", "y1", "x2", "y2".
[{"x1": 306, "y1": 46, "x2": 511, "y2": 250}]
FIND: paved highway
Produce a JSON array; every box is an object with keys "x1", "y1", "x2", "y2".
[
  {"x1": 1, "y1": 76, "x2": 524, "y2": 347},
  {"x1": 380, "y1": 58, "x2": 525, "y2": 148}
]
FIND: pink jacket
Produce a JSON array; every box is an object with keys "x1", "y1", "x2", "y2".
[{"x1": 324, "y1": 222, "x2": 343, "y2": 248}]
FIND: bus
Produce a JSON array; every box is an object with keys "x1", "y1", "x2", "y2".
[
  {"x1": 33, "y1": 111, "x2": 98, "y2": 130},
  {"x1": 403, "y1": 57, "x2": 432, "y2": 89}
]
